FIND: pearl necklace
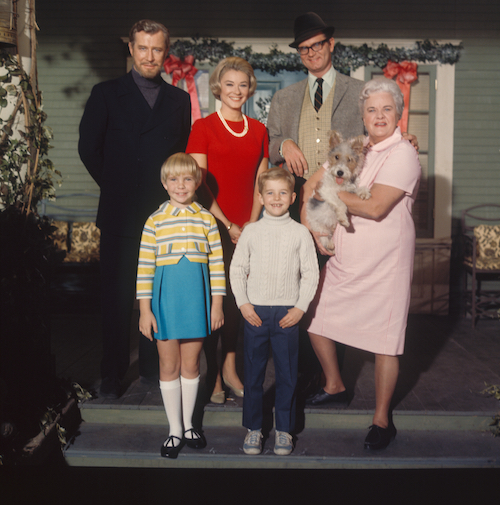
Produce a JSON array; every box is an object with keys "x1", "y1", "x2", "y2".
[{"x1": 217, "y1": 110, "x2": 249, "y2": 138}]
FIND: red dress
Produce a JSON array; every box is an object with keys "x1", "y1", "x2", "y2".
[{"x1": 186, "y1": 113, "x2": 269, "y2": 227}]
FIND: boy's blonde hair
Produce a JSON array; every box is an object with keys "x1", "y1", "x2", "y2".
[
  {"x1": 160, "y1": 153, "x2": 202, "y2": 185},
  {"x1": 258, "y1": 167, "x2": 295, "y2": 194}
]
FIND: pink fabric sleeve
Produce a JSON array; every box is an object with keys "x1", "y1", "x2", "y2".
[{"x1": 374, "y1": 142, "x2": 421, "y2": 196}]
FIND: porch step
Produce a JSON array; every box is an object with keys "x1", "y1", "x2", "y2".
[{"x1": 64, "y1": 406, "x2": 500, "y2": 469}]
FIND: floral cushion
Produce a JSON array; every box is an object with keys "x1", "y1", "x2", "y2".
[
  {"x1": 463, "y1": 256, "x2": 500, "y2": 270},
  {"x1": 64, "y1": 222, "x2": 100, "y2": 263},
  {"x1": 51, "y1": 220, "x2": 69, "y2": 252},
  {"x1": 475, "y1": 224, "x2": 500, "y2": 258},
  {"x1": 463, "y1": 224, "x2": 500, "y2": 271}
]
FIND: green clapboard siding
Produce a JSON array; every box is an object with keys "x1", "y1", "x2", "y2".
[{"x1": 452, "y1": 39, "x2": 500, "y2": 234}]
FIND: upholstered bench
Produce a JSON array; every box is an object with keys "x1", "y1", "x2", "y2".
[{"x1": 51, "y1": 220, "x2": 100, "y2": 263}]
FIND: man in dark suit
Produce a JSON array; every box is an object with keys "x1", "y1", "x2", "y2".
[{"x1": 79, "y1": 19, "x2": 191, "y2": 398}]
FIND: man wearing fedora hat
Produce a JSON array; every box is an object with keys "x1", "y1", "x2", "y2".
[{"x1": 267, "y1": 12, "x2": 365, "y2": 221}]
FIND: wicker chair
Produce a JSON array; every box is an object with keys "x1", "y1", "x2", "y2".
[{"x1": 461, "y1": 204, "x2": 500, "y2": 328}]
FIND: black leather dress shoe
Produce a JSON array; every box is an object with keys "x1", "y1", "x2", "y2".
[
  {"x1": 140, "y1": 375, "x2": 159, "y2": 386},
  {"x1": 99, "y1": 378, "x2": 120, "y2": 399},
  {"x1": 160, "y1": 436, "x2": 184, "y2": 458},
  {"x1": 184, "y1": 428, "x2": 207, "y2": 449},
  {"x1": 305, "y1": 388, "x2": 349, "y2": 406},
  {"x1": 364, "y1": 422, "x2": 397, "y2": 450}
]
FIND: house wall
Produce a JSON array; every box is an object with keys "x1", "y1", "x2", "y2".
[{"x1": 453, "y1": 38, "x2": 500, "y2": 228}]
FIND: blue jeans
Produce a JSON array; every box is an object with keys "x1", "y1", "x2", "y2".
[{"x1": 243, "y1": 305, "x2": 299, "y2": 434}]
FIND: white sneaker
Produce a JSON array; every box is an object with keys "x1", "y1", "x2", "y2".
[
  {"x1": 243, "y1": 429, "x2": 262, "y2": 455},
  {"x1": 274, "y1": 430, "x2": 293, "y2": 455}
]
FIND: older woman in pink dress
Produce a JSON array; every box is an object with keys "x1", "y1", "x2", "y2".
[{"x1": 301, "y1": 77, "x2": 421, "y2": 450}]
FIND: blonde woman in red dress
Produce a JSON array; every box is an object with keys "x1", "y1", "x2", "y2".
[{"x1": 187, "y1": 57, "x2": 269, "y2": 404}]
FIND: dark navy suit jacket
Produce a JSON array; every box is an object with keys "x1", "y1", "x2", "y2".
[{"x1": 79, "y1": 71, "x2": 191, "y2": 238}]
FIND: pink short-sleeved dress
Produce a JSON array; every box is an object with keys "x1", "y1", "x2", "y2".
[{"x1": 307, "y1": 128, "x2": 421, "y2": 356}]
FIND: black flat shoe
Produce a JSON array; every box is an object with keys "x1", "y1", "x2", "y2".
[
  {"x1": 364, "y1": 423, "x2": 397, "y2": 450},
  {"x1": 160, "y1": 435, "x2": 184, "y2": 458},
  {"x1": 184, "y1": 428, "x2": 207, "y2": 449},
  {"x1": 305, "y1": 388, "x2": 349, "y2": 406}
]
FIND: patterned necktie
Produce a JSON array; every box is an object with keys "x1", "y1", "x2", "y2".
[{"x1": 314, "y1": 78, "x2": 324, "y2": 112}]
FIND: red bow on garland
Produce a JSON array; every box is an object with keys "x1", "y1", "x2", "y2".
[
  {"x1": 163, "y1": 54, "x2": 202, "y2": 121},
  {"x1": 383, "y1": 60, "x2": 418, "y2": 133}
]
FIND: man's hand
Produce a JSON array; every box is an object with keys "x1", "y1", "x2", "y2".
[
  {"x1": 402, "y1": 132, "x2": 419, "y2": 151},
  {"x1": 282, "y1": 139, "x2": 309, "y2": 177}
]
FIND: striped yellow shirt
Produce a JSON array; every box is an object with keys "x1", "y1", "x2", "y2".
[{"x1": 136, "y1": 201, "x2": 226, "y2": 299}]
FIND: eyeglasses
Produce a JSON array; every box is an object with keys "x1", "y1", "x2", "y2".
[{"x1": 296, "y1": 39, "x2": 329, "y2": 55}]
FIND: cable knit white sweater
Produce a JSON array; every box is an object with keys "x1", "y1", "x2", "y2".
[{"x1": 229, "y1": 211, "x2": 319, "y2": 313}]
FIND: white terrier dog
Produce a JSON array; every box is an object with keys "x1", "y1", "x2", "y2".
[{"x1": 306, "y1": 131, "x2": 371, "y2": 254}]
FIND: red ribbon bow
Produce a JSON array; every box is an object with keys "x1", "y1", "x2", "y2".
[
  {"x1": 163, "y1": 54, "x2": 202, "y2": 121},
  {"x1": 383, "y1": 60, "x2": 418, "y2": 132}
]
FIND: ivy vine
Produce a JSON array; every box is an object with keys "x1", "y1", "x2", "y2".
[{"x1": 0, "y1": 51, "x2": 60, "y2": 213}]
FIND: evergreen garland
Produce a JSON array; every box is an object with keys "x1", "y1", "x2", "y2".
[{"x1": 170, "y1": 38, "x2": 463, "y2": 76}]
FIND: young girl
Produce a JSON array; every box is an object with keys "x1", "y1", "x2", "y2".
[{"x1": 137, "y1": 153, "x2": 226, "y2": 458}]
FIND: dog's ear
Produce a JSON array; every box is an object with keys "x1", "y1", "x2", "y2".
[
  {"x1": 328, "y1": 130, "x2": 343, "y2": 149},
  {"x1": 350, "y1": 135, "x2": 365, "y2": 156}
]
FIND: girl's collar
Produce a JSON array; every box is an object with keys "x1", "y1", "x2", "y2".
[{"x1": 165, "y1": 200, "x2": 202, "y2": 215}]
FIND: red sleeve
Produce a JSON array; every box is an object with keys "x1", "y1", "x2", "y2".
[{"x1": 186, "y1": 118, "x2": 209, "y2": 155}]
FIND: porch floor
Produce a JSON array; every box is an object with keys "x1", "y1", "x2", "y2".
[{"x1": 49, "y1": 265, "x2": 500, "y2": 477}]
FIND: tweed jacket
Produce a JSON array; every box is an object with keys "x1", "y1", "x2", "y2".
[
  {"x1": 267, "y1": 72, "x2": 365, "y2": 170},
  {"x1": 79, "y1": 71, "x2": 191, "y2": 238}
]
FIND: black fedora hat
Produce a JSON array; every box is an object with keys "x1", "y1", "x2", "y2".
[{"x1": 289, "y1": 12, "x2": 335, "y2": 48}]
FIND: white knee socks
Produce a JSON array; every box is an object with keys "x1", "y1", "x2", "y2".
[
  {"x1": 159, "y1": 378, "x2": 183, "y2": 441},
  {"x1": 180, "y1": 375, "x2": 200, "y2": 436},
  {"x1": 159, "y1": 375, "x2": 200, "y2": 441}
]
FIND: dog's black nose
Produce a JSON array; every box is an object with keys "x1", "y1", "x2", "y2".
[{"x1": 337, "y1": 170, "x2": 344, "y2": 177}]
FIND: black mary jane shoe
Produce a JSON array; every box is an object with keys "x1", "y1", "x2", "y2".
[
  {"x1": 160, "y1": 435, "x2": 184, "y2": 458},
  {"x1": 305, "y1": 388, "x2": 349, "y2": 406},
  {"x1": 184, "y1": 428, "x2": 207, "y2": 449},
  {"x1": 364, "y1": 423, "x2": 397, "y2": 450}
]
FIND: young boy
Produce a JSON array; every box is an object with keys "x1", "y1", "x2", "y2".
[{"x1": 229, "y1": 167, "x2": 319, "y2": 455}]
